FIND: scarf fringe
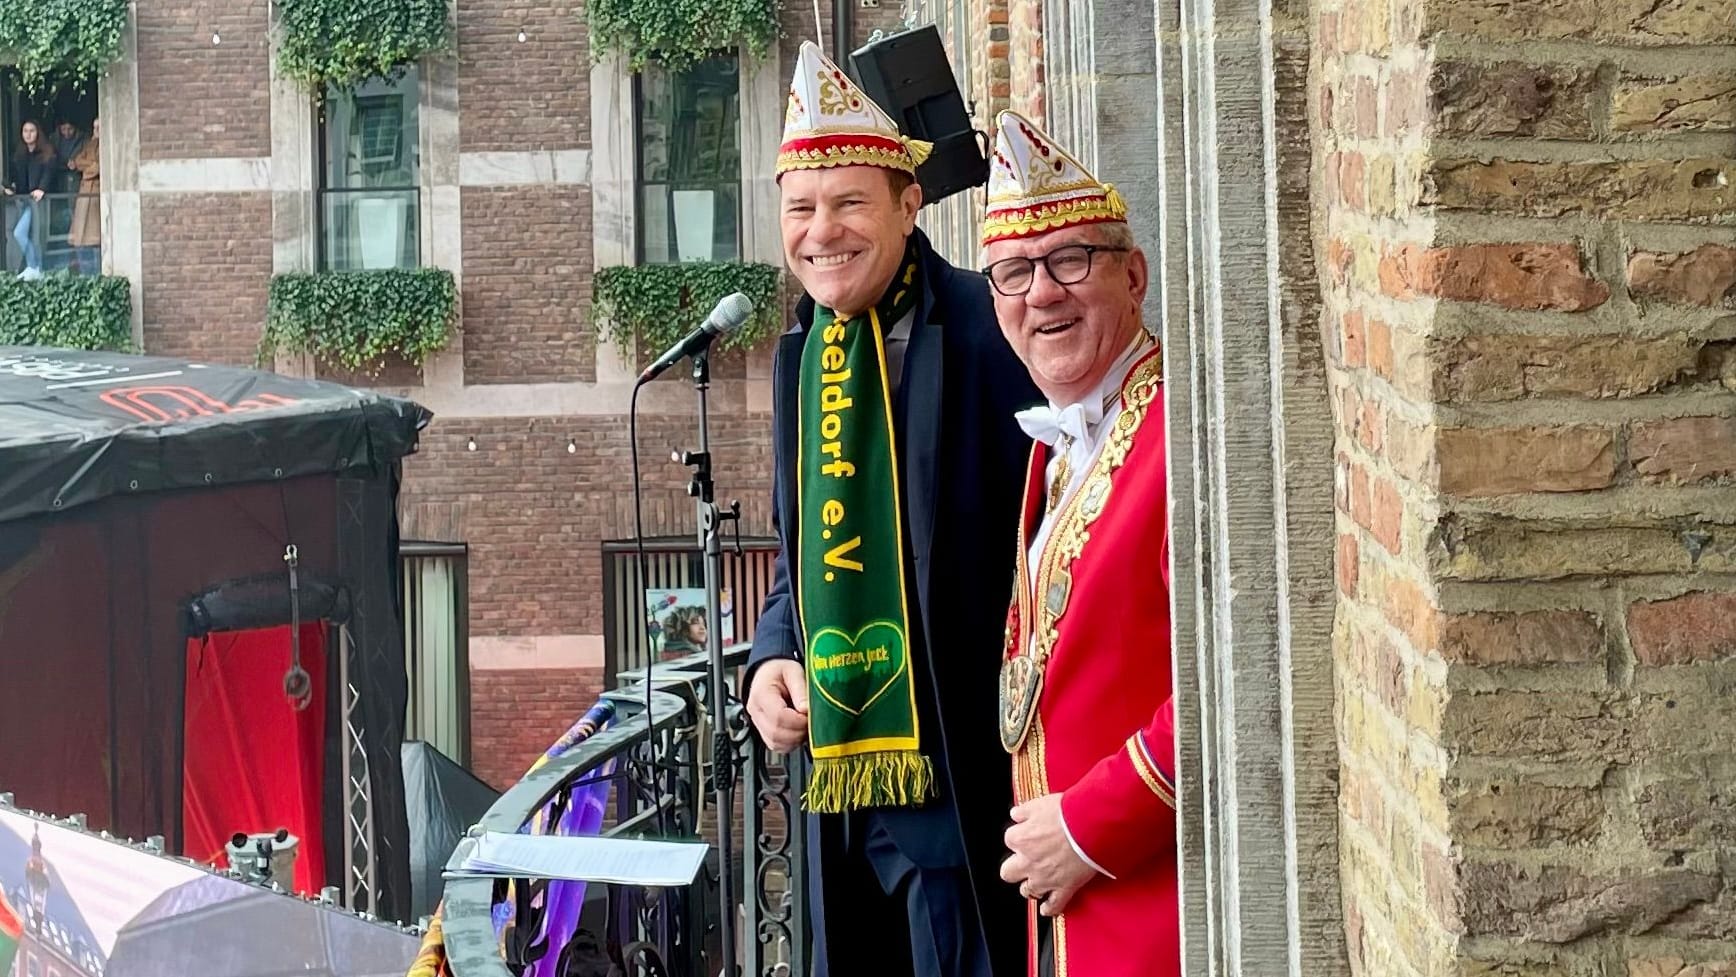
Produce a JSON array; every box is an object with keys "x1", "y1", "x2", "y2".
[{"x1": 804, "y1": 751, "x2": 936, "y2": 813}]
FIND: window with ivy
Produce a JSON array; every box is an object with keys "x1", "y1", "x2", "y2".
[
  {"x1": 635, "y1": 55, "x2": 741, "y2": 264},
  {"x1": 318, "y1": 67, "x2": 421, "y2": 271}
]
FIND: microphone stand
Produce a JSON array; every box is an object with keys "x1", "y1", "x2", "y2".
[{"x1": 678, "y1": 346, "x2": 740, "y2": 977}]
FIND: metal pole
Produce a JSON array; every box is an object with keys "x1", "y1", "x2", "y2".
[{"x1": 689, "y1": 349, "x2": 739, "y2": 977}]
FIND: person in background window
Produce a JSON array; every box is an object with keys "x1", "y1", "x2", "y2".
[
  {"x1": 6, "y1": 121, "x2": 56, "y2": 280},
  {"x1": 51, "y1": 120, "x2": 85, "y2": 173},
  {"x1": 68, "y1": 119, "x2": 100, "y2": 274},
  {"x1": 52, "y1": 118, "x2": 86, "y2": 195}
]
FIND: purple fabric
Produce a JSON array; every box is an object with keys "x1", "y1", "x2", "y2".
[
  {"x1": 525, "y1": 768, "x2": 612, "y2": 977},
  {"x1": 522, "y1": 701, "x2": 617, "y2": 977}
]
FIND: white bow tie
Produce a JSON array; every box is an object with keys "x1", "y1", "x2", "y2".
[{"x1": 1015, "y1": 399, "x2": 1103, "y2": 448}]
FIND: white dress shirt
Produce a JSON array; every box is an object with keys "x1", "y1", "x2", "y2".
[{"x1": 1016, "y1": 338, "x2": 1151, "y2": 581}]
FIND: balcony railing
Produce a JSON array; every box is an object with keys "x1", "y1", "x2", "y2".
[
  {"x1": 440, "y1": 644, "x2": 808, "y2": 977},
  {"x1": 3, "y1": 192, "x2": 102, "y2": 277}
]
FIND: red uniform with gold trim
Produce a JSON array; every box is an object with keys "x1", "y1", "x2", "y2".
[{"x1": 1003, "y1": 348, "x2": 1178, "y2": 977}]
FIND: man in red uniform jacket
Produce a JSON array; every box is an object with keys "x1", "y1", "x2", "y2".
[{"x1": 979, "y1": 110, "x2": 1179, "y2": 977}]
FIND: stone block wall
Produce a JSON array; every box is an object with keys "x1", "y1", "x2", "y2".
[{"x1": 1319, "y1": 0, "x2": 1736, "y2": 971}]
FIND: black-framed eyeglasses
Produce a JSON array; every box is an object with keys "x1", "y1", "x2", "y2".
[{"x1": 982, "y1": 244, "x2": 1129, "y2": 297}]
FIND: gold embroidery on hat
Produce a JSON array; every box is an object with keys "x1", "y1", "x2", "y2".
[{"x1": 816, "y1": 70, "x2": 864, "y2": 116}]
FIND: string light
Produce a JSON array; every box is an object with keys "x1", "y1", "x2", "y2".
[
  {"x1": 212, "y1": 30, "x2": 221, "y2": 45},
  {"x1": 567, "y1": 439, "x2": 577, "y2": 454},
  {"x1": 517, "y1": 28, "x2": 528, "y2": 42},
  {"x1": 466, "y1": 437, "x2": 477, "y2": 452}
]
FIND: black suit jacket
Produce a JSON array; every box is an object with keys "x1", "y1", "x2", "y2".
[{"x1": 750, "y1": 229, "x2": 1040, "y2": 975}]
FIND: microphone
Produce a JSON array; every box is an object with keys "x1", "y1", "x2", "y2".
[{"x1": 638, "y1": 293, "x2": 755, "y2": 382}]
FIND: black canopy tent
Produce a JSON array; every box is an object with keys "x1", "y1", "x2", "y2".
[
  {"x1": 401, "y1": 741, "x2": 498, "y2": 921},
  {"x1": 0, "y1": 346, "x2": 431, "y2": 923}
]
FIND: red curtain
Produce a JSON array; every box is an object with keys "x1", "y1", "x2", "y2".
[{"x1": 181, "y1": 623, "x2": 328, "y2": 895}]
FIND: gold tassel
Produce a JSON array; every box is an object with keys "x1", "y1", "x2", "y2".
[
  {"x1": 1102, "y1": 182, "x2": 1128, "y2": 219},
  {"x1": 804, "y1": 752, "x2": 936, "y2": 813},
  {"x1": 904, "y1": 137, "x2": 935, "y2": 167}
]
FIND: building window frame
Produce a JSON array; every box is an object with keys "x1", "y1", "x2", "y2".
[
  {"x1": 631, "y1": 53, "x2": 744, "y2": 265},
  {"x1": 314, "y1": 66, "x2": 424, "y2": 272}
]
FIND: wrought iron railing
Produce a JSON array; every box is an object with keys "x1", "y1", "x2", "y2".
[{"x1": 440, "y1": 644, "x2": 808, "y2": 977}]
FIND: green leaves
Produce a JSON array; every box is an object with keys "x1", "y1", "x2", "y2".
[
  {"x1": 275, "y1": 0, "x2": 451, "y2": 94},
  {"x1": 588, "y1": 0, "x2": 778, "y2": 73},
  {"x1": 263, "y1": 268, "x2": 458, "y2": 373},
  {"x1": 592, "y1": 262, "x2": 783, "y2": 355},
  {"x1": 0, "y1": 274, "x2": 132, "y2": 351},
  {"x1": 0, "y1": 0, "x2": 130, "y2": 95}
]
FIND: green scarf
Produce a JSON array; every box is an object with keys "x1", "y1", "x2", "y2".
[{"x1": 796, "y1": 244, "x2": 933, "y2": 813}]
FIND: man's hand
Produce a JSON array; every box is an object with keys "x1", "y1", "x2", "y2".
[
  {"x1": 747, "y1": 659, "x2": 809, "y2": 753},
  {"x1": 1001, "y1": 793, "x2": 1099, "y2": 916},
  {"x1": 29, "y1": 189, "x2": 43, "y2": 201}
]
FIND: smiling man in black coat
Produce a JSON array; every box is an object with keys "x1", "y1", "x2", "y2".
[{"x1": 744, "y1": 41, "x2": 1039, "y2": 977}]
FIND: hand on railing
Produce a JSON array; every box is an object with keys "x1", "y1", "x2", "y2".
[{"x1": 746, "y1": 660, "x2": 808, "y2": 754}]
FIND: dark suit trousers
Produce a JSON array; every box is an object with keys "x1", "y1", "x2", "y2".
[{"x1": 810, "y1": 806, "x2": 994, "y2": 977}]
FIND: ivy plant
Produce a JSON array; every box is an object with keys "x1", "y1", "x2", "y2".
[
  {"x1": 0, "y1": 274, "x2": 131, "y2": 351},
  {"x1": 0, "y1": 0, "x2": 130, "y2": 95},
  {"x1": 587, "y1": 0, "x2": 778, "y2": 73},
  {"x1": 263, "y1": 268, "x2": 458, "y2": 374},
  {"x1": 592, "y1": 262, "x2": 782, "y2": 357},
  {"x1": 275, "y1": 0, "x2": 451, "y2": 94}
]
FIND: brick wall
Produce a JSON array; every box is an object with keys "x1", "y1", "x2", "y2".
[
  {"x1": 777, "y1": 2, "x2": 821, "y2": 72},
  {"x1": 470, "y1": 666, "x2": 605, "y2": 790},
  {"x1": 776, "y1": 0, "x2": 905, "y2": 69},
  {"x1": 400, "y1": 412, "x2": 775, "y2": 639},
  {"x1": 141, "y1": 193, "x2": 272, "y2": 363},
  {"x1": 410, "y1": 407, "x2": 773, "y2": 791},
  {"x1": 971, "y1": 0, "x2": 1012, "y2": 127},
  {"x1": 1321, "y1": 0, "x2": 1736, "y2": 971},
  {"x1": 457, "y1": 0, "x2": 589, "y2": 151},
  {"x1": 851, "y1": 1, "x2": 908, "y2": 47},
  {"x1": 460, "y1": 187, "x2": 596, "y2": 384},
  {"x1": 136, "y1": 0, "x2": 271, "y2": 159}
]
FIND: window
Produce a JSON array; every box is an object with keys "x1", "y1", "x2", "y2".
[
  {"x1": 401, "y1": 540, "x2": 471, "y2": 766},
  {"x1": 635, "y1": 55, "x2": 741, "y2": 263},
  {"x1": 601, "y1": 535, "x2": 780, "y2": 686},
  {"x1": 318, "y1": 68, "x2": 421, "y2": 270},
  {"x1": 0, "y1": 70, "x2": 102, "y2": 278}
]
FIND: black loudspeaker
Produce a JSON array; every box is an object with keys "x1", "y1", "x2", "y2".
[{"x1": 849, "y1": 25, "x2": 988, "y2": 207}]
